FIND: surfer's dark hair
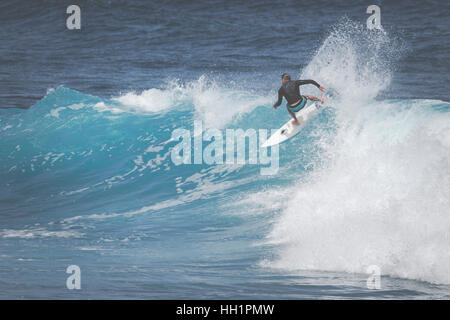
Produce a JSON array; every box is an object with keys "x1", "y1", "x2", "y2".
[{"x1": 281, "y1": 73, "x2": 291, "y2": 80}]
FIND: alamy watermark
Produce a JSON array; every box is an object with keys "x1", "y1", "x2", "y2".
[
  {"x1": 170, "y1": 121, "x2": 279, "y2": 175},
  {"x1": 366, "y1": 5, "x2": 382, "y2": 30},
  {"x1": 66, "y1": 5, "x2": 81, "y2": 30},
  {"x1": 366, "y1": 265, "x2": 381, "y2": 290},
  {"x1": 66, "y1": 265, "x2": 81, "y2": 290}
]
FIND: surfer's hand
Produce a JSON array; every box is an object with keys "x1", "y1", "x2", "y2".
[
  {"x1": 272, "y1": 104, "x2": 278, "y2": 109},
  {"x1": 319, "y1": 86, "x2": 326, "y2": 92}
]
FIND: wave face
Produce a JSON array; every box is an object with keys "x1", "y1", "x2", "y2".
[
  {"x1": 1, "y1": 16, "x2": 449, "y2": 298},
  {"x1": 261, "y1": 20, "x2": 450, "y2": 286}
]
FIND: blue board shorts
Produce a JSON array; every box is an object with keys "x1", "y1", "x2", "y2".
[{"x1": 288, "y1": 95, "x2": 307, "y2": 112}]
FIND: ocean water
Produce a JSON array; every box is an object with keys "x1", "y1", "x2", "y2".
[{"x1": 0, "y1": 0, "x2": 449, "y2": 299}]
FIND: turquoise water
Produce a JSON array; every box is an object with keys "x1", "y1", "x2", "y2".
[{"x1": 1, "y1": 85, "x2": 449, "y2": 298}]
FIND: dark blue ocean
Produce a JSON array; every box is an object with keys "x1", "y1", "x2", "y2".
[{"x1": 0, "y1": 0, "x2": 449, "y2": 299}]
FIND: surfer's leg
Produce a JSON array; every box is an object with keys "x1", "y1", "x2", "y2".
[{"x1": 304, "y1": 94, "x2": 325, "y2": 103}]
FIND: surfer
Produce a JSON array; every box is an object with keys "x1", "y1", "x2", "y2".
[{"x1": 273, "y1": 73, "x2": 326, "y2": 125}]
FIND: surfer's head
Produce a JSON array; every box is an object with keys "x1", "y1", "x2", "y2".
[{"x1": 281, "y1": 73, "x2": 291, "y2": 83}]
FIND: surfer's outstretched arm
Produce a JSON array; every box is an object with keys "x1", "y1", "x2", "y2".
[{"x1": 295, "y1": 80, "x2": 326, "y2": 92}]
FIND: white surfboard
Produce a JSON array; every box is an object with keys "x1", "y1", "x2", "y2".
[{"x1": 261, "y1": 102, "x2": 321, "y2": 148}]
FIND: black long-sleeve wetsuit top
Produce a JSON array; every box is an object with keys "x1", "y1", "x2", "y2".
[{"x1": 274, "y1": 79, "x2": 321, "y2": 107}]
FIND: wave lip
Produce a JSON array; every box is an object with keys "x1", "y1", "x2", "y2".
[{"x1": 112, "y1": 76, "x2": 272, "y2": 129}]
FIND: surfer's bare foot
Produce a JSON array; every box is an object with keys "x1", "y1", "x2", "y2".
[
  {"x1": 320, "y1": 94, "x2": 327, "y2": 104},
  {"x1": 292, "y1": 119, "x2": 299, "y2": 125}
]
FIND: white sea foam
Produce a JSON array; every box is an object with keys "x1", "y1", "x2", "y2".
[{"x1": 263, "y1": 20, "x2": 450, "y2": 285}]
